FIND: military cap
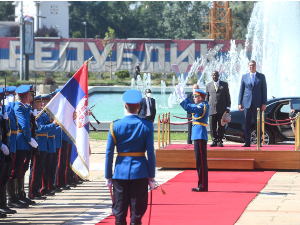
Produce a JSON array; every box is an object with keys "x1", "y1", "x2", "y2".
[
  {"x1": 35, "y1": 95, "x2": 42, "y2": 102},
  {"x1": 122, "y1": 89, "x2": 142, "y2": 105},
  {"x1": 49, "y1": 91, "x2": 56, "y2": 97},
  {"x1": 42, "y1": 94, "x2": 52, "y2": 101},
  {"x1": 15, "y1": 85, "x2": 30, "y2": 96},
  {"x1": 194, "y1": 89, "x2": 207, "y2": 98},
  {"x1": 7, "y1": 86, "x2": 16, "y2": 94},
  {"x1": 29, "y1": 85, "x2": 34, "y2": 93}
]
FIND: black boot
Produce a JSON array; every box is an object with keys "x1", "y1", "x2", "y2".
[
  {"x1": 17, "y1": 178, "x2": 35, "y2": 205},
  {"x1": 7, "y1": 179, "x2": 28, "y2": 208},
  {"x1": 115, "y1": 223, "x2": 127, "y2": 225},
  {"x1": 0, "y1": 213, "x2": 7, "y2": 218},
  {"x1": 0, "y1": 185, "x2": 16, "y2": 214},
  {"x1": 130, "y1": 223, "x2": 142, "y2": 225}
]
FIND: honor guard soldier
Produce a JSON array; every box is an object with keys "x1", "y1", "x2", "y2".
[
  {"x1": 105, "y1": 89, "x2": 156, "y2": 225},
  {"x1": 28, "y1": 95, "x2": 58, "y2": 199},
  {"x1": 175, "y1": 84, "x2": 210, "y2": 192},
  {"x1": 0, "y1": 88, "x2": 13, "y2": 217},
  {"x1": 8, "y1": 85, "x2": 38, "y2": 208}
]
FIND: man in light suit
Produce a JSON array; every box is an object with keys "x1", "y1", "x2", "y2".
[
  {"x1": 206, "y1": 71, "x2": 231, "y2": 147},
  {"x1": 238, "y1": 60, "x2": 267, "y2": 147},
  {"x1": 105, "y1": 89, "x2": 156, "y2": 225},
  {"x1": 138, "y1": 89, "x2": 156, "y2": 122}
]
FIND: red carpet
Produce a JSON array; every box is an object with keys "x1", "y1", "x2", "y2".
[
  {"x1": 97, "y1": 170, "x2": 275, "y2": 225},
  {"x1": 163, "y1": 144, "x2": 295, "y2": 151}
]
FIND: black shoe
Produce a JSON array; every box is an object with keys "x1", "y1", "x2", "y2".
[
  {"x1": 210, "y1": 142, "x2": 218, "y2": 147},
  {"x1": 218, "y1": 142, "x2": 224, "y2": 147},
  {"x1": 8, "y1": 199, "x2": 29, "y2": 208},
  {"x1": 191, "y1": 187, "x2": 208, "y2": 192},
  {"x1": 243, "y1": 143, "x2": 251, "y2": 147},
  {"x1": 45, "y1": 191, "x2": 55, "y2": 196},
  {"x1": 53, "y1": 187, "x2": 63, "y2": 192},
  {"x1": 18, "y1": 195, "x2": 36, "y2": 205},
  {"x1": 0, "y1": 205, "x2": 17, "y2": 214},
  {"x1": 0, "y1": 213, "x2": 7, "y2": 218},
  {"x1": 75, "y1": 180, "x2": 83, "y2": 185},
  {"x1": 68, "y1": 183, "x2": 77, "y2": 188},
  {"x1": 62, "y1": 185, "x2": 71, "y2": 190},
  {"x1": 29, "y1": 194, "x2": 47, "y2": 200}
]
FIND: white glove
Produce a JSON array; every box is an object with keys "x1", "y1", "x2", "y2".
[
  {"x1": 32, "y1": 109, "x2": 37, "y2": 117},
  {"x1": 29, "y1": 138, "x2": 38, "y2": 148},
  {"x1": 180, "y1": 85, "x2": 187, "y2": 100},
  {"x1": 0, "y1": 144, "x2": 9, "y2": 155},
  {"x1": 148, "y1": 178, "x2": 156, "y2": 190},
  {"x1": 3, "y1": 112, "x2": 8, "y2": 120},
  {"x1": 8, "y1": 95, "x2": 14, "y2": 103},
  {"x1": 174, "y1": 85, "x2": 183, "y2": 101},
  {"x1": 106, "y1": 178, "x2": 112, "y2": 190}
]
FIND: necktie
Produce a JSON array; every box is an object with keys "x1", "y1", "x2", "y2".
[
  {"x1": 146, "y1": 98, "x2": 151, "y2": 116},
  {"x1": 251, "y1": 74, "x2": 254, "y2": 86},
  {"x1": 214, "y1": 82, "x2": 218, "y2": 91}
]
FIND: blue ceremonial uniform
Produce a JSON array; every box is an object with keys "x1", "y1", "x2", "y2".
[
  {"x1": 180, "y1": 98, "x2": 209, "y2": 141},
  {"x1": 105, "y1": 89, "x2": 156, "y2": 224},
  {"x1": 6, "y1": 105, "x2": 18, "y2": 154},
  {"x1": 179, "y1": 90, "x2": 210, "y2": 191},
  {"x1": 105, "y1": 115, "x2": 155, "y2": 179},
  {"x1": 14, "y1": 101, "x2": 31, "y2": 151},
  {"x1": 29, "y1": 111, "x2": 56, "y2": 198}
]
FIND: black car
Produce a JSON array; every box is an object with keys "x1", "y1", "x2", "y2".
[{"x1": 225, "y1": 97, "x2": 300, "y2": 145}]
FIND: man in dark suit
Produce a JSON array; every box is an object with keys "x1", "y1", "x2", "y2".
[
  {"x1": 238, "y1": 60, "x2": 267, "y2": 147},
  {"x1": 206, "y1": 71, "x2": 231, "y2": 147},
  {"x1": 187, "y1": 84, "x2": 199, "y2": 144},
  {"x1": 138, "y1": 89, "x2": 156, "y2": 122}
]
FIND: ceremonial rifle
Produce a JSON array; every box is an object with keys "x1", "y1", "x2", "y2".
[
  {"x1": 31, "y1": 74, "x2": 39, "y2": 155},
  {"x1": 2, "y1": 74, "x2": 12, "y2": 162}
]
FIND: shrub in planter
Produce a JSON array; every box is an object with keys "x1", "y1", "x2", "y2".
[{"x1": 115, "y1": 70, "x2": 129, "y2": 83}]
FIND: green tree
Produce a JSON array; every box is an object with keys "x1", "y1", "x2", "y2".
[
  {"x1": 102, "y1": 27, "x2": 116, "y2": 80},
  {"x1": 230, "y1": 1, "x2": 256, "y2": 39},
  {"x1": 0, "y1": 2, "x2": 14, "y2": 21},
  {"x1": 72, "y1": 31, "x2": 82, "y2": 38},
  {"x1": 162, "y1": 1, "x2": 210, "y2": 39},
  {"x1": 115, "y1": 70, "x2": 130, "y2": 83}
]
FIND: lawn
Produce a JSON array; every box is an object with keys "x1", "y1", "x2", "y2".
[{"x1": 89, "y1": 131, "x2": 211, "y2": 141}]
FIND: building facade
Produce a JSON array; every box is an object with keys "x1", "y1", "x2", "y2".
[{"x1": 13, "y1": 1, "x2": 70, "y2": 38}]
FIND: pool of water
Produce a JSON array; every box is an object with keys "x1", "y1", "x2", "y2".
[{"x1": 88, "y1": 93, "x2": 188, "y2": 122}]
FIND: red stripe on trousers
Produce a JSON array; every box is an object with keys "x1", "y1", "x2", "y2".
[
  {"x1": 56, "y1": 148, "x2": 61, "y2": 186},
  {"x1": 65, "y1": 144, "x2": 70, "y2": 184},
  {"x1": 10, "y1": 153, "x2": 17, "y2": 178},
  {"x1": 199, "y1": 140, "x2": 205, "y2": 187},
  {"x1": 40, "y1": 171, "x2": 45, "y2": 195},
  {"x1": 30, "y1": 155, "x2": 36, "y2": 198},
  {"x1": 19, "y1": 157, "x2": 27, "y2": 178}
]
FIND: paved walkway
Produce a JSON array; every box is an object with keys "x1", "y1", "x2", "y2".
[{"x1": 1, "y1": 140, "x2": 300, "y2": 225}]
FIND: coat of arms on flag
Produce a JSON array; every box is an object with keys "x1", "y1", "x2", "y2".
[{"x1": 73, "y1": 96, "x2": 89, "y2": 128}]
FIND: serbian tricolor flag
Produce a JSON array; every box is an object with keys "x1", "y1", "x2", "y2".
[{"x1": 40, "y1": 62, "x2": 90, "y2": 179}]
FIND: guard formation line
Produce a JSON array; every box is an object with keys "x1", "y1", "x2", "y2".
[{"x1": 0, "y1": 85, "x2": 85, "y2": 219}]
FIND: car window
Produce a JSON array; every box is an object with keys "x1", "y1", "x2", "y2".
[
  {"x1": 290, "y1": 99, "x2": 300, "y2": 110},
  {"x1": 280, "y1": 104, "x2": 290, "y2": 113}
]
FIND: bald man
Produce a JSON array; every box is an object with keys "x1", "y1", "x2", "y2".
[{"x1": 187, "y1": 84, "x2": 199, "y2": 144}]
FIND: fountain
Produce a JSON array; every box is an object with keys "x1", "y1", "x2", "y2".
[
  {"x1": 90, "y1": 2, "x2": 300, "y2": 123},
  {"x1": 193, "y1": 1, "x2": 300, "y2": 109}
]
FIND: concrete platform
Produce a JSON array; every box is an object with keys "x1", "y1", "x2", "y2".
[{"x1": 156, "y1": 144, "x2": 300, "y2": 170}]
